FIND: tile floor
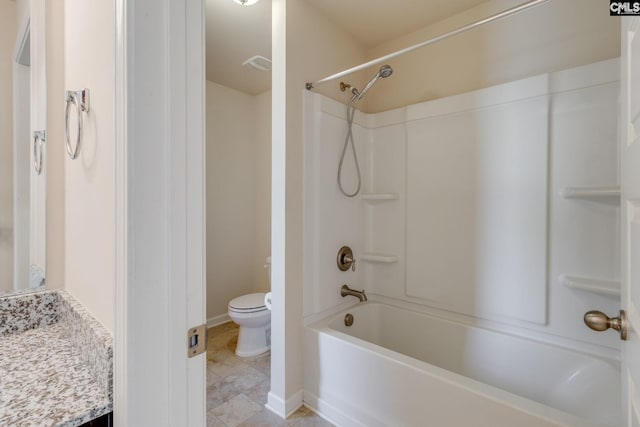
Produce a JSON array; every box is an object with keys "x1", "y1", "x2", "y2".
[{"x1": 207, "y1": 322, "x2": 334, "y2": 427}]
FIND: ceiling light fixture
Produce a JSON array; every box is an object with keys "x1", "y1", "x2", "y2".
[{"x1": 233, "y1": 0, "x2": 260, "y2": 5}]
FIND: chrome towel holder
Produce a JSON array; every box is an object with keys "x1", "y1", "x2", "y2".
[
  {"x1": 32, "y1": 130, "x2": 45, "y2": 175},
  {"x1": 64, "y1": 89, "x2": 90, "y2": 160}
]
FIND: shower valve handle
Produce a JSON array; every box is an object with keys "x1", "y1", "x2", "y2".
[
  {"x1": 337, "y1": 246, "x2": 356, "y2": 272},
  {"x1": 344, "y1": 255, "x2": 356, "y2": 272}
]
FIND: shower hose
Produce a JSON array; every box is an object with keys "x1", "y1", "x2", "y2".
[{"x1": 337, "y1": 95, "x2": 362, "y2": 197}]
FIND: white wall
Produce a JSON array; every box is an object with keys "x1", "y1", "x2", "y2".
[
  {"x1": 64, "y1": 0, "x2": 115, "y2": 333},
  {"x1": 12, "y1": 57, "x2": 29, "y2": 293},
  {"x1": 364, "y1": 0, "x2": 619, "y2": 113},
  {"x1": 206, "y1": 81, "x2": 271, "y2": 322},
  {"x1": 269, "y1": 0, "x2": 370, "y2": 415},
  {"x1": 0, "y1": 0, "x2": 17, "y2": 292}
]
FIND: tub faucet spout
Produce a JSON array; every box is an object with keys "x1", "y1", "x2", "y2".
[{"x1": 341, "y1": 284, "x2": 367, "y2": 302}]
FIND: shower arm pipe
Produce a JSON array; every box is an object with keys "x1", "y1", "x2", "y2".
[{"x1": 305, "y1": 0, "x2": 550, "y2": 91}]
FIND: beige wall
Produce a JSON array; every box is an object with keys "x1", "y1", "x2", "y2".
[
  {"x1": 64, "y1": 0, "x2": 115, "y2": 332},
  {"x1": 0, "y1": 0, "x2": 17, "y2": 292},
  {"x1": 206, "y1": 81, "x2": 271, "y2": 320},
  {"x1": 46, "y1": 0, "x2": 65, "y2": 290},
  {"x1": 253, "y1": 90, "x2": 272, "y2": 293},
  {"x1": 365, "y1": 0, "x2": 620, "y2": 112},
  {"x1": 16, "y1": 0, "x2": 28, "y2": 31},
  {"x1": 295, "y1": 3, "x2": 369, "y2": 103}
]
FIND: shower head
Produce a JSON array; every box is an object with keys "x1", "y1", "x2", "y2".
[
  {"x1": 357, "y1": 65, "x2": 393, "y2": 99},
  {"x1": 379, "y1": 65, "x2": 393, "y2": 78}
]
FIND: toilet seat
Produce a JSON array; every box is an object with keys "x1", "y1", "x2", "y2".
[{"x1": 228, "y1": 293, "x2": 267, "y2": 314}]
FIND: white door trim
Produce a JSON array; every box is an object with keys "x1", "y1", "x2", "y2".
[
  {"x1": 29, "y1": 0, "x2": 46, "y2": 289},
  {"x1": 114, "y1": 1, "x2": 206, "y2": 425},
  {"x1": 113, "y1": 0, "x2": 127, "y2": 422},
  {"x1": 621, "y1": 16, "x2": 640, "y2": 427}
]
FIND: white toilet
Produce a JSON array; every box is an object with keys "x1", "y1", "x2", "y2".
[{"x1": 227, "y1": 257, "x2": 271, "y2": 357}]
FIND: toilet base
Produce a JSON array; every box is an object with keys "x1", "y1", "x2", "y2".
[{"x1": 236, "y1": 324, "x2": 271, "y2": 357}]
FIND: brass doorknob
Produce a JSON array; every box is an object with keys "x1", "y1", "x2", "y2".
[{"x1": 584, "y1": 310, "x2": 627, "y2": 341}]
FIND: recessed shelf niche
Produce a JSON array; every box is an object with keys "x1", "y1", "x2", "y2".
[
  {"x1": 559, "y1": 274, "x2": 620, "y2": 297},
  {"x1": 360, "y1": 193, "x2": 399, "y2": 203},
  {"x1": 560, "y1": 186, "x2": 620, "y2": 203}
]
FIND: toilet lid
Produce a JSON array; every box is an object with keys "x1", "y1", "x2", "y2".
[{"x1": 229, "y1": 293, "x2": 266, "y2": 311}]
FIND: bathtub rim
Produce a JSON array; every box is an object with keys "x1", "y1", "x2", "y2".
[
  {"x1": 306, "y1": 293, "x2": 620, "y2": 362},
  {"x1": 306, "y1": 298, "x2": 619, "y2": 427}
]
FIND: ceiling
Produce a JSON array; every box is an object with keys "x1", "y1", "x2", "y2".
[
  {"x1": 205, "y1": 0, "x2": 489, "y2": 95},
  {"x1": 205, "y1": 0, "x2": 272, "y2": 96},
  {"x1": 304, "y1": 0, "x2": 490, "y2": 48}
]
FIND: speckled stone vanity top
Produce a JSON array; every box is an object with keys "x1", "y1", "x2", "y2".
[{"x1": 0, "y1": 290, "x2": 112, "y2": 426}]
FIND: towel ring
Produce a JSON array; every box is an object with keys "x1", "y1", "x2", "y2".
[
  {"x1": 33, "y1": 130, "x2": 45, "y2": 175},
  {"x1": 65, "y1": 89, "x2": 90, "y2": 160}
]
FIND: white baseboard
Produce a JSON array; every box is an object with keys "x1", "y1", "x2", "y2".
[
  {"x1": 206, "y1": 313, "x2": 231, "y2": 328},
  {"x1": 266, "y1": 389, "x2": 303, "y2": 419},
  {"x1": 304, "y1": 391, "x2": 373, "y2": 427},
  {"x1": 265, "y1": 392, "x2": 286, "y2": 418}
]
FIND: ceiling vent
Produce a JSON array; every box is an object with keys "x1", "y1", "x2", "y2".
[{"x1": 242, "y1": 55, "x2": 272, "y2": 72}]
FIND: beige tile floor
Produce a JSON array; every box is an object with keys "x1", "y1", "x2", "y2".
[{"x1": 207, "y1": 322, "x2": 334, "y2": 427}]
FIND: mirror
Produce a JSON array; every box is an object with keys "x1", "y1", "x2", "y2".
[{"x1": 0, "y1": 0, "x2": 46, "y2": 297}]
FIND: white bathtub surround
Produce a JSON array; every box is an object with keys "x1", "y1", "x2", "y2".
[
  {"x1": 303, "y1": 58, "x2": 621, "y2": 349},
  {"x1": 407, "y1": 93, "x2": 548, "y2": 324},
  {"x1": 305, "y1": 299, "x2": 619, "y2": 427}
]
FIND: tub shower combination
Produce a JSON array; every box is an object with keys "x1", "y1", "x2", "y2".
[{"x1": 302, "y1": 46, "x2": 621, "y2": 427}]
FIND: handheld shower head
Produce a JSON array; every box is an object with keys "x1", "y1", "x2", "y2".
[
  {"x1": 378, "y1": 65, "x2": 393, "y2": 78},
  {"x1": 358, "y1": 65, "x2": 393, "y2": 99},
  {"x1": 337, "y1": 65, "x2": 393, "y2": 198}
]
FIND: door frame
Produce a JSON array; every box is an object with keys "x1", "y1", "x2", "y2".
[
  {"x1": 113, "y1": 1, "x2": 206, "y2": 424},
  {"x1": 113, "y1": 1, "x2": 294, "y2": 423},
  {"x1": 621, "y1": 15, "x2": 640, "y2": 427}
]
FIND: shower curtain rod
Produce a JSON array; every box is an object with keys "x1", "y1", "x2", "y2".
[{"x1": 305, "y1": 0, "x2": 550, "y2": 91}]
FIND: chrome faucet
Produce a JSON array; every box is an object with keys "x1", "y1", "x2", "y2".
[{"x1": 341, "y1": 284, "x2": 367, "y2": 302}]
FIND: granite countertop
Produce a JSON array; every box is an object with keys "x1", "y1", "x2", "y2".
[{"x1": 0, "y1": 291, "x2": 112, "y2": 427}]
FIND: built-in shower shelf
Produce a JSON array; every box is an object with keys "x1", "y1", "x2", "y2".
[
  {"x1": 360, "y1": 253, "x2": 398, "y2": 263},
  {"x1": 360, "y1": 193, "x2": 399, "y2": 203},
  {"x1": 559, "y1": 275, "x2": 620, "y2": 297},
  {"x1": 560, "y1": 186, "x2": 620, "y2": 202}
]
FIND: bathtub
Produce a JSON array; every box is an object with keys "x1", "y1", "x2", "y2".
[{"x1": 304, "y1": 300, "x2": 620, "y2": 427}]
